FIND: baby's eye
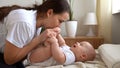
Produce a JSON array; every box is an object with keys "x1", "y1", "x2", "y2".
[
  {"x1": 80, "y1": 43, "x2": 84, "y2": 46},
  {"x1": 80, "y1": 44, "x2": 83, "y2": 46}
]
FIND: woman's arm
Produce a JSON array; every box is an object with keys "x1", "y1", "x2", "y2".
[
  {"x1": 4, "y1": 28, "x2": 58, "y2": 65},
  {"x1": 4, "y1": 35, "x2": 43, "y2": 65}
]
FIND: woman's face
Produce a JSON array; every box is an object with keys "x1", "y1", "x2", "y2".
[{"x1": 43, "y1": 11, "x2": 69, "y2": 29}]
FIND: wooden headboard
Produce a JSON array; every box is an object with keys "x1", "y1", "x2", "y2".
[
  {"x1": 0, "y1": 5, "x2": 21, "y2": 21},
  {"x1": 0, "y1": 0, "x2": 42, "y2": 21}
]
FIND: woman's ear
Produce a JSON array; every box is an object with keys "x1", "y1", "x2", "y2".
[{"x1": 47, "y1": 9, "x2": 53, "y2": 17}]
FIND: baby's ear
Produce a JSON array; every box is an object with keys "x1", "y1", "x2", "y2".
[{"x1": 80, "y1": 54, "x2": 87, "y2": 61}]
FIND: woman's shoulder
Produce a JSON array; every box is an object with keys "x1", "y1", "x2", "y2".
[
  {"x1": 5, "y1": 9, "x2": 36, "y2": 23},
  {"x1": 11, "y1": 9, "x2": 28, "y2": 12},
  {"x1": 9, "y1": 9, "x2": 36, "y2": 16}
]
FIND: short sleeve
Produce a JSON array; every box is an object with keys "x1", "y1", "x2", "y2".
[
  {"x1": 61, "y1": 46, "x2": 75, "y2": 65},
  {"x1": 6, "y1": 21, "x2": 35, "y2": 48}
]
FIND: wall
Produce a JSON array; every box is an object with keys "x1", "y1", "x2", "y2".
[
  {"x1": 112, "y1": 13, "x2": 120, "y2": 44},
  {"x1": 0, "y1": 0, "x2": 96, "y2": 40},
  {"x1": 0, "y1": 0, "x2": 42, "y2": 7},
  {"x1": 61, "y1": 0, "x2": 96, "y2": 37}
]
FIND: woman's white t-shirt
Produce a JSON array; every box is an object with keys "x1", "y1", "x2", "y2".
[{"x1": 1, "y1": 9, "x2": 41, "y2": 51}]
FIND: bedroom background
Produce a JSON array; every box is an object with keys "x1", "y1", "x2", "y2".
[
  {"x1": 0, "y1": 0, "x2": 118, "y2": 44},
  {"x1": 112, "y1": 0, "x2": 120, "y2": 44}
]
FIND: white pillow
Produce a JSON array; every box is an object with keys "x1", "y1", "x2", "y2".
[
  {"x1": 98, "y1": 44, "x2": 120, "y2": 68},
  {"x1": 0, "y1": 21, "x2": 7, "y2": 53}
]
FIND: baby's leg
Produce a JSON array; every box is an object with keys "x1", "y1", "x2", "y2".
[
  {"x1": 57, "y1": 34, "x2": 66, "y2": 46},
  {"x1": 29, "y1": 45, "x2": 51, "y2": 63}
]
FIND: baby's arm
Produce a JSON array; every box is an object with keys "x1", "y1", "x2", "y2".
[{"x1": 47, "y1": 37, "x2": 65, "y2": 64}]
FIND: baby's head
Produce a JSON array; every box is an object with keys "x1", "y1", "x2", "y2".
[{"x1": 70, "y1": 41, "x2": 96, "y2": 62}]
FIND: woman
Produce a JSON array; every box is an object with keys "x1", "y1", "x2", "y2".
[{"x1": 0, "y1": 0, "x2": 70, "y2": 68}]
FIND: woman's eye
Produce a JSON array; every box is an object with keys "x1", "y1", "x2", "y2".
[{"x1": 59, "y1": 20, "x2": 64, "y2": 23}]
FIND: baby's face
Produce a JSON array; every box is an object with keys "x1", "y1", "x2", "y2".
[{"x1": 70, "y1": 41, "x2": 91, "y2": 61}]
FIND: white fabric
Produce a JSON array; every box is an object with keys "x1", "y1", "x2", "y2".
[
  {"x1": 5, "y1": 9, "x2": 37, "y2": 48},
  {"x1": 0, "y1": 21, "x2": 7, "y2": 53},
  {"x1": 98, "y1": 44, "x2": 120, "y2": 68},
  {"x1": 28, "y1": 45, "x2": 75, "y2": 66},
  {"x1": 0, "y1": 0, "x2": 35, "y2": 7},
  {"x1": 29, "y1": 57, "x2": 58, "y2": 67},
  {"x1": 60, "y1": 45, "x2": 75, "y2": 65},
  {"x1": 0, "y1": 0, "x2": 43, "y2": 7}
]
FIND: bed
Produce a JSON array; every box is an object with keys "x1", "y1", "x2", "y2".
[
  {"x1": 24, "y1": 44, "x2": 120, "y2": 68},
  {"x1": 0, "y1": 1, "x2": 120, "y2": 68},
  {"x1": 0, "y1": 7, "x2": 109, "y2": 67}
]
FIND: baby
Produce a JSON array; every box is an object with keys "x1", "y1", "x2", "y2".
[{"x1": 27, "y1": 34, "x2": 96, "y2": 67}]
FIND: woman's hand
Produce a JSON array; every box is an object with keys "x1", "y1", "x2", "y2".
[
  {"x1": 47, "y1": 36, "x2": 58, "y2": 44},
  {"x1": 38, "y1": 27, "x2": 61, "y2": 44}
]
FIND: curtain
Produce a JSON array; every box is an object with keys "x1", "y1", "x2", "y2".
[{"x1": 96, "y1": 0, "x2": 112, "y2": 43}]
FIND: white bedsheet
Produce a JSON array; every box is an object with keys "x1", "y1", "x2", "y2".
[{"x1": 25, "y1": 50, "x2": 107, "y2": 68}]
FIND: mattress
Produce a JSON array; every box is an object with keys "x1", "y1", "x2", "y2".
[{"x1": 98, "y1": 44, "x2": 120, "y2": 68}]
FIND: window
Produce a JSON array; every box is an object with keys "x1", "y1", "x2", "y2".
[{"x1": 112, "y1": 0, "x2": 120, "y2": 14}]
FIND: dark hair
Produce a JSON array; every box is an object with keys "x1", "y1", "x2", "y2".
[
  {"x1": 0, "y1": 0, "x2": 70, "y2": 22},
  {"x1": 36, "y1": 0, "x2": 70, "y2": 15},
  {"x1": 0, "y1": 5, "x2": 20, "y2": 21}
]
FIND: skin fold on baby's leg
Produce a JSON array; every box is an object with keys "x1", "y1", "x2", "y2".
[{"x1": 29, "y1": 44, "x2": 51, "y2": 63}]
